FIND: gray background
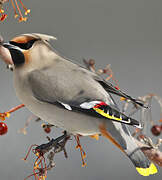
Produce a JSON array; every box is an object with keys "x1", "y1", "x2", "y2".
[{"x1": 0, "y1": 0, "x2": 162, "y2": 179}]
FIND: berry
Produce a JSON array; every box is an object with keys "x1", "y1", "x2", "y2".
[
  {"x1": 0, "y1": 122, "x2": 8, "y2": 135},
  {"x1": 44, "y1": 127, "x2": 51, "y2": 134},
  {"x1": 151, "y1": 125, "x2": 161, "y2": 136}
]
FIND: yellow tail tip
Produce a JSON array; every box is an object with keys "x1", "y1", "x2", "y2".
[{"x1": 136, "y1": 163, "x2": 158, "y2": 176}]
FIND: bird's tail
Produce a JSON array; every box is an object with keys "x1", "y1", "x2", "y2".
[
  {"x1": 99, "y1": 121, "x2": 158, "y2": 176},
  {"x1": 128, "y1": 147, "x2": 157, "y2": 176}
]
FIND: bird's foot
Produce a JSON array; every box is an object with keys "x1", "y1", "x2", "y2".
[{"x1": 75, "y1": 135, "x2": 87, "y2": 167}]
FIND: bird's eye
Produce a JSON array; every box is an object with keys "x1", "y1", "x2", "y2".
[{"x1": 9, "y1": 39, "x2": 38, "y2": 50}]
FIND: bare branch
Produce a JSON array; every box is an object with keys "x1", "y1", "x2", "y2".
[{"x1": 134, "y1": 138, "x2": 162, "y2": 167}]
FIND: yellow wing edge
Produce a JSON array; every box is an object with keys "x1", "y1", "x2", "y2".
[{"x1": 93, "y1": 108, "x2": 122, "y2": 121}]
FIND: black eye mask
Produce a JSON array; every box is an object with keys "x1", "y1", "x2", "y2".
[
  {"x1": 9, "y1": 48, "x2": 25, "y2": 67},
  {"x1": 9, "y1": 39, "x2": 38, "y2": 50}
]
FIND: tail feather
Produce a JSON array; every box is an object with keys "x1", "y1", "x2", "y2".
[
  {"x1": 100, "y1": 121, "x2": 158, "y2": 176},
  {"x1": 128, "y1": 148, "x2": 158, "y2": 176},
  {"x1": 136, "y1": 163, "x2": 157, "y2": 176}
]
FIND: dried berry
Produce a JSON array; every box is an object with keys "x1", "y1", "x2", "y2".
[
  {"x1": 41, "y1": 123, "x2": 51, "y2": 134},
  {"x1": 44, "y1": 127, "x2": 51, "y2": 134},
  {"x1": 0, "y1": 122, "x2": 8, "y2": 135},
  {"x1": 151, "y1": 125, "x2": 161, "y2": 136}
]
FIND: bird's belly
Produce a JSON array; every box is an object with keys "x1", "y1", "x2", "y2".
[
  {"x1": 26, "y1": 98, "x2": 101, "y2": 135},
  {"x1": 14, "y1": 84, "x2": 100, "y2": 135},
  {"x1": 13, "y1": 72, "x2": 102, "y2": 135}
]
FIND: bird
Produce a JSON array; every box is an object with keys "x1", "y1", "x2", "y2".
[{"x1": 0, "y1": 33, "x2": 157, "y2": 176}]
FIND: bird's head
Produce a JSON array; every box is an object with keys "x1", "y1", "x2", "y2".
[{"x1": 1, "y1": 33, "x2": 57, "y2": 71}]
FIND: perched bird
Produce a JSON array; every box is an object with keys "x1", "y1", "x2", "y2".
[{"x1": 0, "y1": 33, "x2": 157, "y2": 176}]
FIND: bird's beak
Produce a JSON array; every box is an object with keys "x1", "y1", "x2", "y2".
[{"x1": 0, "y1": 42, "x2": 14, "y2": 65}]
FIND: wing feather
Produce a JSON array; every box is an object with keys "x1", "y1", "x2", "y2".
[
  {"x1": 93, "y1": 75, "x2": 146, "y2": 108},
  {"x1": 28, "y1": 65, "x2": 141, "y2": 128}
]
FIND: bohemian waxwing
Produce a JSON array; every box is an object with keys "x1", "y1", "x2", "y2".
[{"x1": 0, "y1": 33, "x2": 157, "y2": 176}]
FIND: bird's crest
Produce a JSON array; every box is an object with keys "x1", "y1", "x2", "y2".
[{"x1": 22, "y1": 33, "x2": 57, "y2": 42}]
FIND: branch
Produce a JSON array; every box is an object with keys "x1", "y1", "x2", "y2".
[{"x1": 134, "y1": 138, "x2": 162, "y2": 167}]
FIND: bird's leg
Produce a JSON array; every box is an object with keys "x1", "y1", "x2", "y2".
[
  {"x1": 74, "y1": 135, "x2": 87, "y2": 167},
  {"x1": 0, "y1": 104, "x2": 25, "y2": 121}
]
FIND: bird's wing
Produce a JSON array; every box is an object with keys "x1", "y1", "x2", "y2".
[
  {"x1": 93, "y1": 74, "x2": 146, "y2": 107},
  {"x1": 28, "y1": 66, "x2": 141, "y2": 128}
]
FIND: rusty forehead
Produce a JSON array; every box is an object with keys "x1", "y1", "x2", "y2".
[{"x1": 11, "y1": 35, "x2": 35, "y2": 43}]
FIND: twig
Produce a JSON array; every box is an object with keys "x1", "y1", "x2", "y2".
[{"x1": 134, "y1": 138, "x2": 162, "y2": 167}]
